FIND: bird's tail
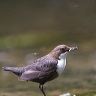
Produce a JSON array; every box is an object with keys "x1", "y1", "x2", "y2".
[{"x1": 2, "y1": 66, "x2": 24, "y2": 76}]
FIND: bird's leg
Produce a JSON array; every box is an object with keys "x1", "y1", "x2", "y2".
[
  {"x1": 39, "y1": 84, "x2": 46, "y2": 96},
  {"x1": 41, "y1": 85, "x2": 46, "y2": 96}
]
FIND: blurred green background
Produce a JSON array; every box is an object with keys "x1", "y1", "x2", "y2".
[{"x1": 0, "y1": 0, "x2": 96, "y2": 96}]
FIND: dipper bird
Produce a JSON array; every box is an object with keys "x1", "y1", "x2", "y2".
[{"x1": 2, "y1": 44, "x2": 77, "y2": 96}]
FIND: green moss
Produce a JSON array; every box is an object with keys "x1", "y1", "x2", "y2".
[{"x1": 79, "y1": 91, "x2": 96, "y2": 96}]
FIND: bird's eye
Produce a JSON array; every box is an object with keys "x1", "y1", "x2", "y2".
[{"x1": 60, "y1": 48, "x2": 65, "y2": 52}]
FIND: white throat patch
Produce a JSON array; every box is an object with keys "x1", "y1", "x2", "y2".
[{"x1": 57, "y1": 52, "x2": 67, "y2": 75}]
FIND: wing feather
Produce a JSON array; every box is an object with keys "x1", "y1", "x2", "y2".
[{"x1": 20, "y1": 56, "x2": 58, "y2": 81}]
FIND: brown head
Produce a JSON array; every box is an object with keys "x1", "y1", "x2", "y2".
[{"x1": 49, "y1": 44, "x2": 78, "y2": 59}]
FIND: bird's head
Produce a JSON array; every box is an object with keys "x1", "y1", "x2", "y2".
[{"x1": 49, "y1": 44, "x2": 78, "y2": 59}]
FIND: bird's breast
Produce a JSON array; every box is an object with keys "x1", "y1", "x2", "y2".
[{"x1": 57, "y1": 58, "x2": 66, "y2": 75}]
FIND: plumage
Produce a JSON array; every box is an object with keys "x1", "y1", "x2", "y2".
[
  {"x1": 57, "y1": 52, "x2": 67, "y2": 75},
  {"x1": 2, "y1": 66, "x2": 24, "y2": 76},
  {"x1": 2, "y1": 44, "x2": 78, "y2": 96},
  {"x1": 20, "y1": 55, "x2": 58, "y2": 84}
]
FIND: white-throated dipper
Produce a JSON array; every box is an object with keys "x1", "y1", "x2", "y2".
[{"x1": 3, "y1": 44, "x2": 78, "y2": 96}]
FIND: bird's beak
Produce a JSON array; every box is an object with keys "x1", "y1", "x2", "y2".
[{"x1": 69, "y1": 46, "x2": 78, "y2": 51}]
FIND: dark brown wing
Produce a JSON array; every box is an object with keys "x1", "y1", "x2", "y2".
[
  {"x1": 35, "y1": 58, "x2": 58, "y2": 72},
  {"x1": 20, "y1": 56, "x2": 58, "y2": 83},
  {"x1": 20, "y1": 69, "x2": 58, "y2": 84},
  {"x1": 24, "y1": 56, "x2": 58, "y2": 72},
  {"x1": 20, "y1": 70, "x2": 40, "y2": 81}
]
